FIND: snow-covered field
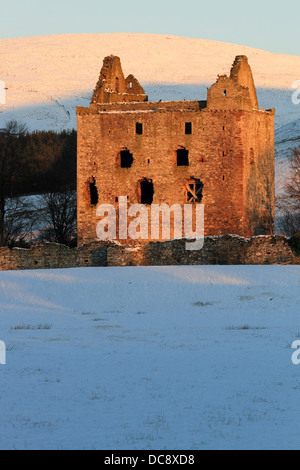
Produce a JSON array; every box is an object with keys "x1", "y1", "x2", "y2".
[
  {"x1": 0, "y1": 266, "x2": 300, "y2": 450},
  {"x1": 0, "y1": 35, "x2": 299, "y2": 450}
]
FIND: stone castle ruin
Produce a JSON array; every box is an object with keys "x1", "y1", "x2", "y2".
[
  {"x1": 2, "y1": 55, "x2": 298, "y2": 272},
  {"x1": 77, "y1": 54, "x2": 275, "y2": 246}
]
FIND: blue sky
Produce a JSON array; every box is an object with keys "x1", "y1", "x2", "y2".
[{"x1": 1, "y1": 0, "x2": 299, "y2": 56}]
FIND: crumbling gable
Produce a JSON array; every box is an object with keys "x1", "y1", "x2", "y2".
[
  {"x1": 207, "y1": 55, "x2": 258, "y2": 110},
  {"x1": 91, "y1": 55, "x2": 147, "y2": 105},
  {"x1": 230, "y1": 55, "x2": 258, "y2": 108}
]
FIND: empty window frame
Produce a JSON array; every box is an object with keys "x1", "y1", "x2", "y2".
[
  {"x1": 185, "y1": 179, "x2": 204, "y2": 203},
  {"x1": 88, "y1": 177, "x2": 99, "y2": 206},
  {"x1": 120, "y1": 149, "x2": 134, "y2": 168},
  {"x1": 140, "y1": 178, "x2": 154, "y2": 205},
  {"x1": 176, "y1": 147, "x2": 189, "y2": 166},
  {"x1": 185, "y1": 122, "x2": 192, "y2": 135}
]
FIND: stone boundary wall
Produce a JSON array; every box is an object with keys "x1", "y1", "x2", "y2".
[{"x1": 0, "y1": 236, "x2": 299, "y2": 271}]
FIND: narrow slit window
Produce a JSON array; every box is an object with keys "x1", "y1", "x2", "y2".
[
  {"x1": 177, "y1": 148, "x2": 189, "y2": 167},
  {"x1": 185, "y1": 122, "x2": 192, "y2": 135},
  {"x1": 115, "y1": 77, "x2": 120, "y2": 92},
  {"x1": 136, "y1": 122, "x2": 143, "y2": 135},
  {"x1": 223, "y1": 90, "x2": 227, "y2": 97}
]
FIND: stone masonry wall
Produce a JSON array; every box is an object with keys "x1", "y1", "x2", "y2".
[
  {"x1": 0, "y1": 236, "x2": 298, "y2": 271},
  {"x1": 77, "y1": 105, "x2": 275, "y2": 245}
]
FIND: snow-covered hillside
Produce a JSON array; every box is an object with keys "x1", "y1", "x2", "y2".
[
  {"x1": 0, "y1": 33, "x2": 299, "y2": 192},
  {"x1": 0, "y1": 33, "x2": 299, "y2": 129},
  {"x1": 0, "y1": 265, "x2": 299, "y2": 450}
]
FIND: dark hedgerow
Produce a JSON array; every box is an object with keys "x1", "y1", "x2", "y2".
[{"x1": 288, "y1": 232, "x2": 300, "y2": 255}]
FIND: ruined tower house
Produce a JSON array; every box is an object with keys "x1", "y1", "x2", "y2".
[{"x1": 76, "y1": 55, "x2": 275, "y2": 246}]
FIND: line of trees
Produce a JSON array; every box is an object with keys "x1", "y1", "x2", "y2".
[
  {"x1": 277, "y1": 147, "x2": 300, "y2": 244},
  {"x1": 0, "y1": 121, "x2": 77, "y2": 247}
]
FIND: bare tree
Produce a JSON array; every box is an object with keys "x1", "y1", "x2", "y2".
[
  {"x1": 284, "y1": 148, "x2": 300, "y2": 212},
  {"x1": 3, "y1": 120, "x2": 28, "y2": 136},
  {"x1": 248, "y1": 157, "x2": 275, "y2": 236},
  {"x1": 39, "y1": 190, "x2": 77, "y2": 246},
  {"x1": 277, "y1": 147, "x2": 300, "y2": 236},
  {"x1": 2, "y1": 196, "x2": 38, "y2": 247},
  {"x1": 0, "y1": 120, "x2": 29, "y2": 245}
]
